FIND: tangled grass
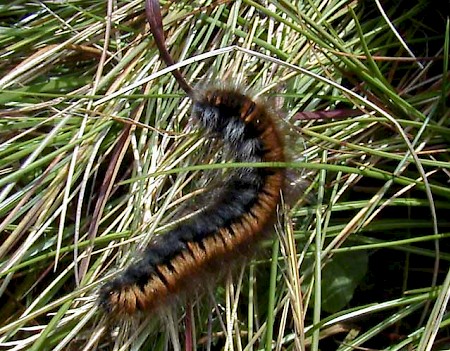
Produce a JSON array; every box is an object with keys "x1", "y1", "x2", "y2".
[{"x1": 0, "y1": 0, "x2": 449, "y2": 350}]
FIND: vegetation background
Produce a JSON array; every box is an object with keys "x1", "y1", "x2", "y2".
[{"x1": 0, "y1": 0, "x2": 449, "y2": 350}]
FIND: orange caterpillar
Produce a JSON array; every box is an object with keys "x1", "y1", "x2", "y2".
[{"x1": 99, "y1": 88, "x2": 284, "y2": 314}]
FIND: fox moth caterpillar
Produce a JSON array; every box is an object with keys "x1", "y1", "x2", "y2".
[{"x1": 99, "y1": 88, "x2": 284, "y2": 315}]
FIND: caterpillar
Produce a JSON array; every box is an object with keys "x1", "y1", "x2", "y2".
[{"x1": 99, "y1": 87, "x2": 285, "y2": 315}]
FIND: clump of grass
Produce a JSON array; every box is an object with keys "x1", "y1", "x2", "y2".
[{"x1": 0, "y1": 0, "x2": 449, "y2": 350}]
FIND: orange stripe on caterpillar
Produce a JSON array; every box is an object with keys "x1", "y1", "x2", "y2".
[{"x1": 99, "y1": 88, "x2": 285, "y2": 315}]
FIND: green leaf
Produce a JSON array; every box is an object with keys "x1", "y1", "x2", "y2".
[{"x1": 321, "y1": 250, "x2": 368, "y2": 313}]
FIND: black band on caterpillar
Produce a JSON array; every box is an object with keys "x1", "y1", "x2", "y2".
[{"x1": 99, "y1": 88, "x2": 285, "y2": 315}]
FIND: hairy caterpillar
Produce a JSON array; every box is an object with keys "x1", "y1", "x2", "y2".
[{"x1": 99, "y1": 87, "x2": 284, "y2": 315}]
